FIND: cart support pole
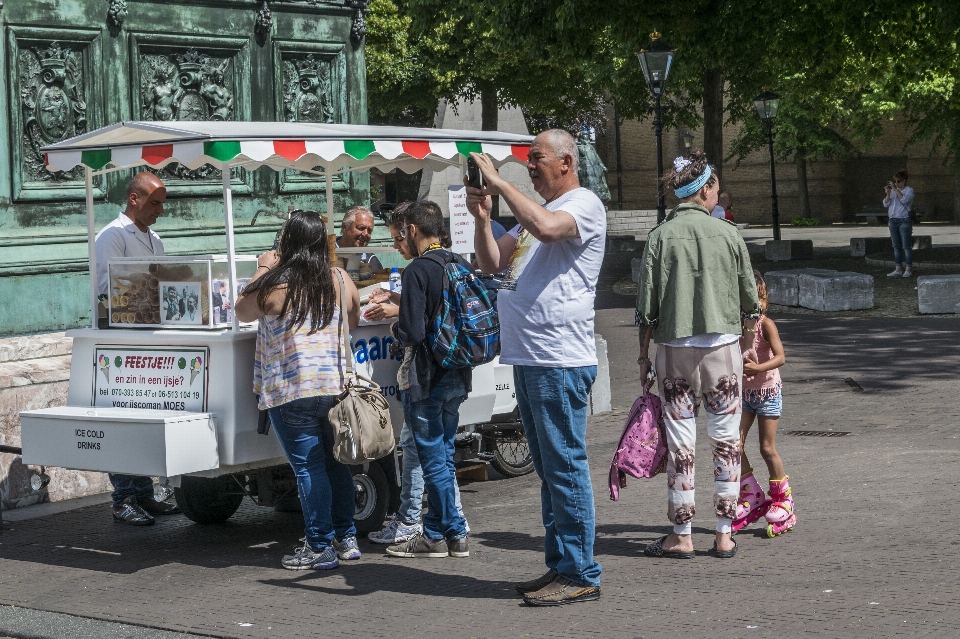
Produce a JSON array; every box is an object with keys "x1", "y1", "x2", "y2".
[
  {"x1": 222, "y1": 167, "x2": 239, "y2": 331},
  {"x1": 86, "y1": 167, "x2": 98, "y2": 330},
  {"x1": 325, "y1": 169, "x2": 334, "y2": 226}
]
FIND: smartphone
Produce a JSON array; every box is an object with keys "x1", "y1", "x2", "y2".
[{"x1": 467, "y1": 156, "x2": 485, "y2": 189}]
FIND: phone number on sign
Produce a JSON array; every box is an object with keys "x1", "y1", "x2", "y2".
[{"x1": 111, "y1": 388, "x2": 201, "y2": 399}]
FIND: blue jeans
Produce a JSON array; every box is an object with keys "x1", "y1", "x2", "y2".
[
  {"x1": 402, "y1": 373, "x2": 467, "y2": 541},
  {"x1": 397, "y1": 420, "x2": 464, "y2": 525},
  {"x1": 889, "y1": 217, "x2": 913, "y2": 267},
  {"x1": 267, "y1": 395, "x2": 357, "y2": 551},
  {"x1": 514, "y1": 365, "x2": 601, "y2": 587},
  {"x1": 109, "y1": 474, "x2": 154, "y2": 508}
]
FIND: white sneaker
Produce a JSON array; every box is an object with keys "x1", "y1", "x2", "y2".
[
  {"x1": 367, "y1": 516, "x2": 422, "y2": 544},
  {"x1": 332, "y1": 535, "x2": 362, "y2": 561},
  {"x1": 902, "y1": 270, "x2": 912, "y2": 278},
  {"x1": 887, "y1": 270, "x2": 903, "y2": 277}
]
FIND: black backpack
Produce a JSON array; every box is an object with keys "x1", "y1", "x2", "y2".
[{"x1": 420, "y1": 252, "x2": 500, "y2": 369}]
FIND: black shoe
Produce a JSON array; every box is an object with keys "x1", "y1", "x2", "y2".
[
  {"x1": 113, "y1": 496, "x2": 155, "y2": 526},
  {"x1": 515, "y1": 569, "x2": 558, "y2": 594},
  {"x1": 138, "y1": 497, "x2": 181, "y2": 516}
]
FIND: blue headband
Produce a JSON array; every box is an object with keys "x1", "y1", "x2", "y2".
[{"x1": 674, "y1": 165, "x2": 712, "y2": 199}]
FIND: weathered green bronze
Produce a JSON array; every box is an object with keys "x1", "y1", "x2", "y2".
[{"x1": 0, "y1": 0, "x2": 371, "y2": 336}]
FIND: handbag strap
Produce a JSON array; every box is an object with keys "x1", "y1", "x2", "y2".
[{"x1": 333, "y1": 268, "x2": 354, "y2": 380}]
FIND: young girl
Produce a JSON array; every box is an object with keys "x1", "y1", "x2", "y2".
[{"x1": 733, "y1": 270, "x2": 796, "y2": 537}]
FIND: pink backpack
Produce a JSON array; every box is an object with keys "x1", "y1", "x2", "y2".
[{"x1": 609, "y1": 392, "x2": 668, "y2": 501}]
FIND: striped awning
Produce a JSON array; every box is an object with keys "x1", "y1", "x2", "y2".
[{"x1": 41, "y1": 121, "x2": 533, "y2": 174}]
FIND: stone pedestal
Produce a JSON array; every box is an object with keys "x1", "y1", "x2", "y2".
[
  {"x1": 765, "y1": 240, "x2": 814, "y2": 262},
  {"x1": 798, "y1": 272, "x2": 874, "y2": 311},
  {"x1": 850, "y1": 235, "x2": 932, "y2": 257},
  {"x1": 765, "y1": 269, "x2": 838, "y2": 306},
  {"x1": 606, "y1": 235, "x2": 641, "y2": 253},
  {"x1": 0, "y1": 332, "x2": 110, "y2": 512},
  {"x1": 917, "y1": 275, "x2": 960, "y2": 314},
  {"x1": 632, "y1": 258, "x2": 646, "y2": 284}
]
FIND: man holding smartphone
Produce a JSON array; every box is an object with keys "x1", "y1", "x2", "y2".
[
  {"x1": 883, "y1": 170, "x2": 915, "y2": 277},
  {"x1": 465, "y1": 129, "x2": 605, "y2": 607}
]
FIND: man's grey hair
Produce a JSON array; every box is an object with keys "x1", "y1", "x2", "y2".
[
  {"x1": 538, "y1": 129, "x2": 579, "y2": 174},
  {"x1": 342, "y1": 205, "x2": 372, "y2": 230}
]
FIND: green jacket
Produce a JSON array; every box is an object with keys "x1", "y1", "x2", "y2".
[{"x1": 636, "y1": 203, "x2": 760, "y2": 343}]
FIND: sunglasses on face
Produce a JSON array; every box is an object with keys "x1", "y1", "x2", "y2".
[{"x1": 391, "y1": 225, "x2": 410, "y2": 243}]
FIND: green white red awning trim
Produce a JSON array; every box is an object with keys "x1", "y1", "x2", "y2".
[{"x1": 41, "y1": 121, "x2": 533, "y2": 174}]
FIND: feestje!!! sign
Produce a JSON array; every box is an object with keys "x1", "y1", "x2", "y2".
[
  {"x1": 92, "y1": 345, "x2": 210, "y2": 412},
  {"x1": 448, "y1": 185, "x2": 475, "y2": 254}
]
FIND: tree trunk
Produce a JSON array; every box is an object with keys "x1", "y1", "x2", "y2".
[
  {"x1": 702, "y1": 68, "x2": 724, "y2": 183},
  {"x1": 954, "y1": 170, "x2": 960, "y2": 223},
  {"x1": 479, "y1": 84, "x2": 500, "y2": 218},
  {"x1": 796, "y1": 154, "x2": 812, "y2": 219}
]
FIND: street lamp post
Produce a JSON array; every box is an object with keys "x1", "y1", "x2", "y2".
[
  {"x1": 753, "y1": 90, "x2": 782, "y2": 241},
  {"x1": 637, "y1": 31, "x2": 675, "y2": 224}
]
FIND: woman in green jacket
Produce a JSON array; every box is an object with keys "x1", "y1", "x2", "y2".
[{"x1": 636, "y1": 151, "x2": 761, "y2": 560}]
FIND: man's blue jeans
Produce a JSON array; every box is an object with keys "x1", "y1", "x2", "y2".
[
  {"x1": 109, "y1": 474, "x2": 154, "y2": 508},
  {"x1": 397, "y1": 420, "x2": 465, "y2": 526},
  {"x1": 889, "y1": 217, "x2": 914, "y2": 267},
  {"x1": 514, "y1": 364, "x2": 601, "y2": 587},
  {"x1": 267, "y1": 395, "x2": 357, "y2": 551},
  {"x1": 402, "y1": 373, "x2": 467, "y2": 541}
]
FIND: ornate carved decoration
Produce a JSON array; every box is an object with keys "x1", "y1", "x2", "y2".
[
  {"x1": 282, "y1": 54, "x2": 334, "y2": 123},
  {"x1": 255, "y1": 0, "x2": 272, "y2": 42},
  {"x1": 348, "y1": 1, "x2": 370, "y2": 44},
  {"x1": 140, "y1": 48, "x2": 236, "y2": 180},
  {"x1": 19, "y1": 41, "x2": 87, "y2": 183},
  {"x1": 107, "y1": 0, "x2": 128, "y2": 30}
]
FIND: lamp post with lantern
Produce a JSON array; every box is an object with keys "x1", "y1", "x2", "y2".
[
  {"x1": 637, "y1": 31, "x2": 675, "y2": 224},
  {"x1": 682, "y1": 130, "x2": 694, "y2": 153},
  {"x1": 753, "y1": 90, "x2": 782, "y2": 241}
]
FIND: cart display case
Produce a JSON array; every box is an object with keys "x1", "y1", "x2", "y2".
[{"x1": 108, "y1": 255, "x2": 257, "y2": 329}]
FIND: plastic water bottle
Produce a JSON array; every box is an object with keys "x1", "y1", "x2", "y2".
[{"x1": 388, "y1": 267, "x2": 401, "y2": 293}]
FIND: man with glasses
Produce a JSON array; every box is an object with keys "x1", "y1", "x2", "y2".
[
  {"x1": 883, "y1": 170, "x2": 915, "y2": 278},
  {"x1": 336, "y1": 206, "x2": 382, "y2": 271}
]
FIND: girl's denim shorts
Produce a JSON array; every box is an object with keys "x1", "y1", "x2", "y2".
[{"x1": 742, "y1": 391, "x2": 782, "y2": 417}]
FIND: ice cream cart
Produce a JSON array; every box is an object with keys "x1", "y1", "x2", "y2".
[{"x1": 19, "y1": 121, "x2": 533, "y2": 531}]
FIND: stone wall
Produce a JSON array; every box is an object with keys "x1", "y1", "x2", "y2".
[
  {"x1": 607, "y1": 209, "x2": 657, "y2": 239},
  {"x1": 0, "y1": 333, "x2": 109, "y2": 511}
]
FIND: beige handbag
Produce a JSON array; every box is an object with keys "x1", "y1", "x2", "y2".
[{"x1": 329, "y1": 270, "x2": 395, "y2": 464}]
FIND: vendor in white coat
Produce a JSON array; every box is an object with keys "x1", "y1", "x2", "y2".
[{"x1": 94, "y1": 172, "x2": 181, "y2": 525}]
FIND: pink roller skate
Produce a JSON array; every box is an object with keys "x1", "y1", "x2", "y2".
[
  {"x1": 732, "y1": 472, "x2": 770, "y2": 533},
  {"x1": 765, "y1": 476, "x2": 797, "y2": 537}
]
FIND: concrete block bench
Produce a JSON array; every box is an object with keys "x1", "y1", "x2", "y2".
[
  {"x1": 798, "y1": 272, "x2": 874, "y2": 311},
  {"x1": 606, "y1": 235, "x2": 642, "y2": 253},
  {"x1": 765, "y1": 240, "x2": 813, "y2": 262},
  {"x1": 850, "y1": 235, "x2": 932, "y2": 257},
  {"x1": 917, "y1": 275, "x2": 960, "y2": 314},
  {"x1": 765, "y1": 269, "x2": 838, "y2": 307}
]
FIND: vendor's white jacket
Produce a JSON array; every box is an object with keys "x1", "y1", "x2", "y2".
[{"x1": 95, "y1": 212, "x2": 164, "y2": 295}]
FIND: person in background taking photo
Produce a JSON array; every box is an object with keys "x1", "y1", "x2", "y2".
[
  {"x1": 236, "y1": 209, "x2": 361, "y2": 571},
  {"x1": 883, "y1": 170, "x2": 915, "y2": 278}
]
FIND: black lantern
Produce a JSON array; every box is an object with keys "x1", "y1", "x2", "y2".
[
  {"x1": 637, "y1": 31, "x2": 676, "y2": 223},
  {"x1": 753, "y1": 90, "x2": 782, "y2": 241},
  {"x1": 682, "y1": 130, "x2": 694, "y2": 151}
]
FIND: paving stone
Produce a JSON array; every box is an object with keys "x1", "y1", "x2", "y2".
[
  {"x1": 917, "y1": 274, "x2": 960, "y2": 314},
  {"x1": 765, "y1": 269, "x2": 838, "y2": 306},
  {"x1": 798, "y1": 271, "x2": 874, "y2": 311}
]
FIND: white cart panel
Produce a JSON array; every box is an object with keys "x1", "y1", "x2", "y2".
[{"x1": 20, "y1": 407, "x2": 218, "y2": 476}]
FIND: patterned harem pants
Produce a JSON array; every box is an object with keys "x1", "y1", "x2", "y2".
[{"x1": 655, "y1": 342, "x2": 742, "y2": 535}]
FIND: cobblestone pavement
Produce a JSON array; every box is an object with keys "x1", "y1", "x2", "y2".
[{"x1": 1, "y1": 258, "x2": 959, "y2": 638}]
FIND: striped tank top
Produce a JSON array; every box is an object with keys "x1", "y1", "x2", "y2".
[{"x1": 254, "y1": 306, "x2": 346, "y2": 410}]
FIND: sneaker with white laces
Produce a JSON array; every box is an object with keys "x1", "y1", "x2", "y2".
[
  {"x1": 887, "y1": 270, "x2": 903, "y2": 277},
  {"x1": 367, "y1": 516, "x2": 423, "y2": 544},
  {"x1": 903, "y1": 270, "x2": 913, "y2": 278},
  {"x1": 281, "y1": 540, "x2": 339, "y2": 570},
  {"x1": 386, "y1": 533, "x2": 449, "y2": 558},
  {"x1": 333, "y1": 535, "x2": 362, "y2": 560}
]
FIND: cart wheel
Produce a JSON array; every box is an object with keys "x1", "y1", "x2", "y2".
[
  {"x1": 174, "y1": 475, "x2": 244, "y2": 524},
  {"x1": 351, "y1": 463, "x2": 390, "y2": 534},
  {"x1": 488, "y1": 432, "x2": 535, "y2": 478}
]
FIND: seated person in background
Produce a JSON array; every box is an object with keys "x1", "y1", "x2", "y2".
[
  {"x1": 719, "y1": 192, "x2": 734, "y2": 222},
  {"x1": 337, "y1": 206, "x2": 382, "y2": 271}
]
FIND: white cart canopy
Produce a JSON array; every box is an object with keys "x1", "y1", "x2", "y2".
[{"x1": 41, "y1": 121, "x2": 533, "y2": 174}]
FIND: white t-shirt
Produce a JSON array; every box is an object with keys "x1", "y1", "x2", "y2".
[
  {"x1": 711, "y1": 205, "x2": 726, "y2": 219},
  {"x1": 497, "y1": 188, "x2": 606, "y2": 368}
]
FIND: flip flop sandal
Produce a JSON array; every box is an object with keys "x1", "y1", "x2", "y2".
[
  {"x1": 708, "y1": 538, "x2": 738, "y2": 559},
  {"x1": 643, "y1": 535, "x2": 696, "y2": 559}
]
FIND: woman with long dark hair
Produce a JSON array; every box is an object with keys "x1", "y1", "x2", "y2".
[{"x1": 236, "y1": 209, "x2": 361, "y2": 570}]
